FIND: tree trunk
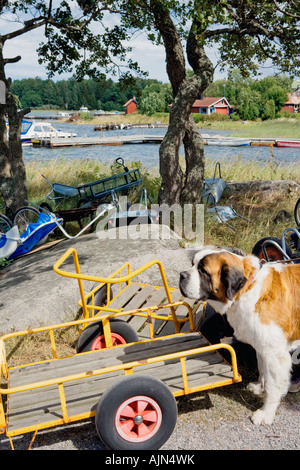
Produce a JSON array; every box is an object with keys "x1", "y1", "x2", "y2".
[
  {"x1": 151, "y1": 4, "x2": 214, "y2": 205},
  {"x1": 180, "y1": 22, "x2": 214, "y2": 204},
  {"x1": 7, "y1": 102, "x2": 28, "y2": 215},
  {"x1": 0, "y1": 42, "x2": 28, "y2": 217}
]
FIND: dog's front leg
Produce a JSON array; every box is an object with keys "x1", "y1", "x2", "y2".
[
  {"x1": 251, "y1": 349, "x2": 291, "y2": 426},
  {"x1": 247, "y1": 352, "x2": 265, "y2": 395}
]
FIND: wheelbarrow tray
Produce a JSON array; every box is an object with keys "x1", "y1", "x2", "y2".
[
  {"x1": 5, "y1": 331, "x2": 240, "y2": 437},
  {"x1": 77, "y1": 169, "x2": 142, "y2": 202}
]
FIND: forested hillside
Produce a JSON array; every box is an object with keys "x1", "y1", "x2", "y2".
[
  {"x1": 10, "y1": 72, "x2": 295, "y2": 120},
  {"x1": 10, "y1": 77, "x2": 155, "y2": 111}
]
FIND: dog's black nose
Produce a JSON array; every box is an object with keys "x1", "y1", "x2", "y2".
[{"x1": 180, "y1": 271, "x2": 188, "y2": 281}]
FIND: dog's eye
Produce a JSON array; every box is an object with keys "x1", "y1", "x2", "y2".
[{"x1": 198, "y1": 264, "x2": 210, "y2": 277}]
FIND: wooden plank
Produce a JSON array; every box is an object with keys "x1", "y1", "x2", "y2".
[
  {"x1": 120, "y1": 285, "x2": 156, "y2": 321},
  {"x1": 127, "y1": 287, "x2": 170, "y2": 338},
  {"x1": 151, "y1": 290, "x2": 183, "y2": 337},
  {"x1": 8, "y1": 350, "x2": 233, "y2": 432},
  {"x1": 90, "y1": 283, "x2": 140, "y2": 318},
  {"x1": 7, "y1": 332, "x2": 235, "y2": 434},
  {"x1": 8, "y1": 333, "x2": 203, "y2": 386},
  {"x1": 9, "y1": 333, "x2": 211, "y2": 388}
]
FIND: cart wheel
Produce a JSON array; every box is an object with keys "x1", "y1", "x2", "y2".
[
  {"x1": 95, "y1": 375, "x2": 177, "y2": 450},
  {"x1": 0, "y1": 213, "x2": 13, "y2": 235},
  {"x1": 76, "y1": 319, "x2": 138, "y2": 353},
  {"x1": 77, "y1": 198, "x2": 91, "y2": 209},
  {"x1": 87, "y1": 284, "x2": 113, "y2": 318},
  {"x1": 76, "y1": 198, "x2": 95, "y2": 230},
  {"x1": 13, "y1": 206, "x2": 40, "y2": 235},
  {"x1": 294, "y1": 198, "x2": 300, "y2": 227},
  {"x1": 40, "y1": 202, "x2": 54, "y2": 213},
  {"x1": 252, "y1": 236, "x2": 293, "y2": 261}
]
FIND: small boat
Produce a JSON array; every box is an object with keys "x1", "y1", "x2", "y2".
[
  {"x1": 21, "y1": 120, "x2": 77, "y2": 145},
  {"x1": 205, "y1": 138, "x2": 251, "y2": 147},
  {"x1": 276, "y1": 140, "x2": 300, "y2": 148}
]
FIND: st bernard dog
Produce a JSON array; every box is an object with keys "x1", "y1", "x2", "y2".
[{"x1": 179, "y1": 247, "x2": 300, "y2": 426}]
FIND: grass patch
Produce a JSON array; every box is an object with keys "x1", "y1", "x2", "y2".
[
  {"x1": 199, "y1": 117, "x2": 300, "y2": 139},
  {"x1": 26, "y1": 155, "x2": 300, "y2": 255}
]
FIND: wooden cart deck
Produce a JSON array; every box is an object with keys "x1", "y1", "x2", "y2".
[
  {"x1": 7, "y1": 332, "x2": 238, "y2": 434},
  {"x1": 91, "y1": 282, "x2": 202, "y2": 339}
]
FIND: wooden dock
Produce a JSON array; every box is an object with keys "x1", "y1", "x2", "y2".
[
  {"x1": 31, "y1": 133, "x2": 282, "y2": 148},
  {"x1": 94, "y1": 123, "x2": 168, "y2": 131},
  {"x1": 32, "y1": 134, "x2": 164, "y2": 148}
]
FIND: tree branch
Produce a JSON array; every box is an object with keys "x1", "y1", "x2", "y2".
[
  {"x1": 272, "y1": 0, "x2": 300, "y2": 19},
  {"x1": 4, "y1": 55, "x2": 21, "y2": 64},
  {"x1": 2, "y1": 17, "x2": 47, "y2": 42}
]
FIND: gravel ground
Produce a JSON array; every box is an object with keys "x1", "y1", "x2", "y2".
[{"x1": 1, "y1": 375, "x2": 299, "y2": 451}]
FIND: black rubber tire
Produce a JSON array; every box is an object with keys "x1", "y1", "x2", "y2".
[
  {"x1": 76, "y1": 319, "x2": 138, "y2": 353},
  {"x1": 0, "y1": 213, "x2": 13, "y2": 235},
  {"x1": 251, "y1": 236, "x2": 293, "y2": 261},
  {"x1": 13, "y1": 206, "x2": 40, "y2": 234},
  {"x1": 39, "y1": 202, "x2": 54, "y2": 213},
  {"x1": 86, "y1": 283, "x2": 113, "y2": 318},
  {"x1": 198, "y1": 304, "x2": 257, "y2": 368},
  {"x1": 294, "y1": 198, "x2": 300, "y2": 227},
  {"x1": 76, "y1": 197, "x2": 92, "y2": 209},
  {"x1": 95, "y1": 375, "x2": 177, "y2": 450}
]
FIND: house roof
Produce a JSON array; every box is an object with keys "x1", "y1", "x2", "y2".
[
  {"x1": 192, "y1": 97, "x2": 230, "y2": 108},
  {"x1": 123, "y1": 96, "x2": 137, "y2": 108},
  {"x1": 285, "y1": 93, "x2": 300, "y2": 105}
]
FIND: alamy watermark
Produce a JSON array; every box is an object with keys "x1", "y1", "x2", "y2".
[
  {"x1": 0, "y1": 80, "x2": 6, "y2": 105},
  {"x1": 95, "y1": 196, "x2": 204, "y2": 245}
]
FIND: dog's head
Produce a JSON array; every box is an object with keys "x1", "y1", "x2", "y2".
[{"x1": 180, "y1": 248, "x2": 259, "y2": 312}]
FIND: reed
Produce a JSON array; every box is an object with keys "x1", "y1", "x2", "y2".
[{"x1": 25, "y1": 156, "x2": 300, "y2": 254}]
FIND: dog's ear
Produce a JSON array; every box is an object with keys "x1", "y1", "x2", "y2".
[{"x1": 221, "y1": 263, "x2": 247, "y2": 301}]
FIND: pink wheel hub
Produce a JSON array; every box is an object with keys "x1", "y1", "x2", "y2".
[
  {"x1": 115, "y1": 395, "x2": 162, "y2": 442},
  {"x1": 91, "y1": 333, "x2": 127, "y2": 350}
]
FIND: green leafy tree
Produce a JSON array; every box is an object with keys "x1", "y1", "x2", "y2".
[
  {"x1": 110, "y1": 0, "x2": 300, "y2": 204},
  {"x1": 264, "y1": 99, "x2": 276, "y2": 120},
  {"x1": 0, "y1": 0, "x2": 143, "y2": 214}
]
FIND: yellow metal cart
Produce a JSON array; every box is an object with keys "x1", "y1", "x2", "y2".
[{"x1": 0, "y1": 248, "x2": 241, "y2": 450}]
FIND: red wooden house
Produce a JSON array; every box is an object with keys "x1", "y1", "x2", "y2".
[
  {"x1": 191, "y1": 96, "x2": 231, "y2": 116},
  {"x1": 123, "y1": 96, "x2": 137, "y2": 115},
  {"x1": 281, "y1": 93, "x2": 300, "y2": 114}
]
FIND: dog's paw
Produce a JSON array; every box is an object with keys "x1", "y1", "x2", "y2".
[
  {"x1": 247, "y1": 382, "x2": 264, "y2": 395},
  {"x1": 251, "y1": 409, "x2": 274, "y2": 426}
]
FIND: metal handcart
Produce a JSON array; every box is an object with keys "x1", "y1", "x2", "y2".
[
  {"x1": 0, "y1": 248, "x2": 241, "y2": 450},
  {"x1": 41, "y1": 158, "x2": 142, "y2": 228}
]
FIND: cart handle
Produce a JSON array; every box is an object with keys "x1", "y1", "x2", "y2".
[{"x1": 53, "y1": 248, "x2": 178, "y2": 329}]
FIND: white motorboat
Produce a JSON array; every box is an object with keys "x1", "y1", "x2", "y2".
[{"x1": 21, "y1": 120, "x2": 77, "y2": 145}]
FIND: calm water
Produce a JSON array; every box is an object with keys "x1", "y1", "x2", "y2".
[{"x1": 23, "y1": 122, "x2": 300, "y2": 170}]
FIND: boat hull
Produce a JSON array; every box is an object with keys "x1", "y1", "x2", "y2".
[
  {"x1": 276, "y1": 140, "x2": 300, "y2": 148},
  {"x1": 205, "y1": 139, "x2": 251, "y2": 147}
]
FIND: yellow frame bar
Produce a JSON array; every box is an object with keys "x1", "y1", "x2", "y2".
[
  {"x1": 53, "y1": 248, "x2": 180, "y2": 331},
  {"x1": 0, "y1": 248, "x2": 242, "y2": 448},
  {"x1": 0, "y1": 311, "x2": 241, "y2": 444}
]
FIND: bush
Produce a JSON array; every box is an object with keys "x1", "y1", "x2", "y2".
[
  {"x1": 276, "y1": 111, "x2": 296, "y2": 119},
  {"x1": 192, "y1": 112, "x2": 229, "y2": 122},
  {"x1": 192, "y1": 113, "x2": 204, "y2": 123},
  {"x1": 79, "y1": 111, "x2": 93, "y2": 120}
]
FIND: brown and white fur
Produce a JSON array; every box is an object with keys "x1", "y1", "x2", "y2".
[{"x1": 179, "y1": 247, "x2": 300, "y2": 425}]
